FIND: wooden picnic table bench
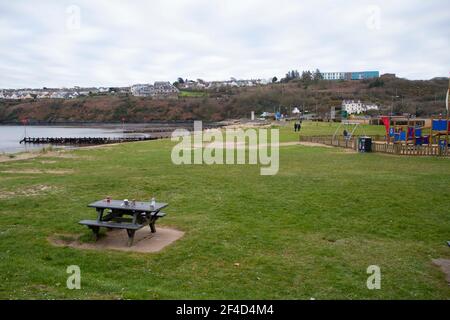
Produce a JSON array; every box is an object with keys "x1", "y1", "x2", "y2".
[{"x1": 79, "y1": 199, "x2": 168, "y2": 246}]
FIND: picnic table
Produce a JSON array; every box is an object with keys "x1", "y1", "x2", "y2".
[{"x1": 79, "y1": 199, "x2": 168, "y2": 246}]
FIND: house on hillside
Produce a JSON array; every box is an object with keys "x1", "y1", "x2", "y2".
[
  {"x1": 131, "y1": 82, "x2": 179, "y2": 99},
  {"x1": 131, "y1": 84, "x2": 152, "y2": 97},
  {"x1": 180, "y1": 80, "x2": 206, "y2": 90},
  {"x1": 68, "y1": 92, "x2": 79, "y2": 99},
  {"x1": 380, "y1": 73, "x2": 396, "y2": 80},
  {"x1": 50, "y1": 91, "x2": 69, "y2": 99},
  {"x1": 37, "y1": 92, "x2": 50, "y2": 99},
  {"x1": 342, "y1": 100, "x2": 379, "y2": 114},
  {"x1": 118, "y1": 87, "x2": 131, "y2": 94},
  {"x1": 152, "y1": 81, "x2": 179, "y2": 98}
]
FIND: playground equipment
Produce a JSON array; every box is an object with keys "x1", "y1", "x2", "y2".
[
  {"x1": 382, "y1": 77, "x2": 450, "y2": 154},
  {"x1": 332, "y1": 121, "x2": 367, "y2": 140},
  {"x1": 388, "y1": 118, "x2": 428, "y2": 145},
  {"x1": 387, "y1": 117, "x2": 450, "y2": 150}
]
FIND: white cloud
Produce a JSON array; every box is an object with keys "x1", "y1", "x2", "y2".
[{"x1": 0, "y1": 0, "x2": 448, "y2": 88}]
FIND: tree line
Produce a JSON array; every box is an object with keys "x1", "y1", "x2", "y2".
[{"x1": 281, "y1": 69, "x2": 323, "y2": 84}]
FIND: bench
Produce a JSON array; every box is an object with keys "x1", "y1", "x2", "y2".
[
  {"x1": 79, "y1": 212, "x2": 167, "y2": 246},
  {"x1": 79, "y1": 220, "x2": 144, "y2": 230},
  {"x1": 102, "y1": 211, "x2": 166, "y2": 222}
]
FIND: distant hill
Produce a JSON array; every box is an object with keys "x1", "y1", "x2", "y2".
[{"x1": 0, "y1": 77, "x2": 448, "y2": 123}]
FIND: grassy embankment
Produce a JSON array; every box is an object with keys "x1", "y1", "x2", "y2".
[
  {"x1": 179, "y1": 90, "x2": 208, "y2": 98},
  {"x1": 2, "y1": 76, "x2": 447, "y2": 123},
  {"x1": 0, "y1": 122, "x2": 449, "y2": 299}
]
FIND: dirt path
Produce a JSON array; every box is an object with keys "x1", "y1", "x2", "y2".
[
  {"x1": 0, "y1": 184, "x2": 56, "y2": 199},
  {"x1": 0, "y1": 153, "x2": 40, "y2": 163},
  {"x1": 0, "y1": 169, "x2": 73, "y2": 174},
  {"x1": 297, "y1": 141, "x2": 333, "y2": 148},
  {"x1": 0, "y1": 150, "x2": 90, "y2": 163}
]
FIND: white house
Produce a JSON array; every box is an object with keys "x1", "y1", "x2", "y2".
[
  {"x1": 365, "y1": 103, "x2": 379, "y2": 112},
  {"x1": 131, "y1": 82, "x2": 179, "y2": 98},
  {"x1": 342, "y1": 100, "x2": 379, "y2": 114},
  {"x1": 323, "y1": 72, "x2": 346, "y2": 80},
  {"x1": 292, "y1": 107, "x2": 300, "y2": 114},
  {"x1": 153, "y1": 81, "x2": 179, "y2": 96},
  {"x1": 50, "y1": 91, "x2": 69, "y2": 99},
  {"x1": 68, "y1": 92, "x2": 80, "y2": 99},
  {"x1": 131, "y1": 84, "x2": 152, "y2": 96},
  {"x1": 37, "y1": 92, "x2": 50, "y2": 99}
]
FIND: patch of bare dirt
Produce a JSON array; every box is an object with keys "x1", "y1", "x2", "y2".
[
  {"x1": 50, "y1": 227, "x2": 184, "y2": 253},
  {"x1": 330, "y1": 147, "x2": 357, "y2": 154},
  {"x1": 0, "y1": 153, "x2": 39, "y2": 163},
  {"x1": 0, "y1": 169, "x2": 73, "y2": 174},
  {"x1": 78, "y1": 145, "x2": 117, "y2": 150},
  {"x1": 298, "y1": 142, "x2": 334, "y2": 148},
  {"x1": 432, "y1": 259, "x2": 450, "y2": 285},
  {"x1": 0, "y1": 150, "x2": 93, "y2": 163},
  {"x1": 0, "y1": 184, "x2": 56, "y2": 199},
  {"x1": 41, "y1": 151, "x2": 83, "y2": 159},
  {"x1": 184, "y1": 141, "x2": 302, "y2": 151},
  {"x1": 223, "y1": 123, "x2": 271, "y2": 130},
  {"x1": 339, "y1": 148, "x2": 357, "y2": 153}
]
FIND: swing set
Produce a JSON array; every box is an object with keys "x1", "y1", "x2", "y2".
[{"x1": 332, "y1": 121, "x2": 367, "y2": 140}]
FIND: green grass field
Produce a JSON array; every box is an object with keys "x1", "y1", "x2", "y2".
[
  {"x1": 0, "y1": 122, "x2": 449, "y2": 299},
  {"x1": 279, "y1": 120, "x2": 386, "y2": 142},
  {"x1": 179, "y1": 90, "x2": 208, "y2": 98}
]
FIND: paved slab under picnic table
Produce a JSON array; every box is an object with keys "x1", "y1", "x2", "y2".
[
  {"x1": 50, "y1": 227, "x2": 185, "y2": 253},
  {"x1": 80, "y1": 199, "x2": 169, "y2": 246}
]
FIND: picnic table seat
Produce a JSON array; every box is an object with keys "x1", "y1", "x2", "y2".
[
  {"x1": 79, "y1": 213, "x2": 167, "y2": 230},
  {"x1": 102, "y1": 210, "x2": 167, "y2": 221},
  {"x1": 79, "y1": 212, "x2": 167, "y2": 246},
  {"x1": 79, "y1": 220, "x2": 144, "y2": 230},
  {"x1": 81, "y1": 199, "x2": 168, "y2": 246}
]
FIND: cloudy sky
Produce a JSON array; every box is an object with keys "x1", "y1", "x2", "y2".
[{"x1": 0, "y1": 0, "x2": 448, "y2": 88}]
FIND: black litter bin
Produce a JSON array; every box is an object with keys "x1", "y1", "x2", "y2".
[{"x1": 358, "y1": 136, "x2": 372, "y2": 153}]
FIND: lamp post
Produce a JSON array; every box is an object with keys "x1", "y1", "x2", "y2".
[{"x1": 391, "y1": 89, "x2": 399, "y2": 117}]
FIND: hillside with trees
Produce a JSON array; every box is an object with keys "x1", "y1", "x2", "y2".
[{"x1": 0, "y1": 75, "x2": 448, "y2": 123}]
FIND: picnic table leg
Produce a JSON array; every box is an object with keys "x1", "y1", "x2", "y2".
[
  {"x1": 126, "y1": 229, "x2": 135, "y2": 247},
  {"x1": 149, "y1": 214, "x2": 158, "y2": 233},
  {"x1": 149, "y1": 221, "x2": 156, "y2": 233},
  {"x1": 96, "y1": 208, "x2": 104, "y2": 221},
  {"x1": 148, "y1": 210, "x2": 160, "y2": 233},
  {"x1": 89, "y1": 226, "x2": 100, "y2": 240}
]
